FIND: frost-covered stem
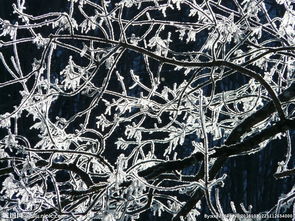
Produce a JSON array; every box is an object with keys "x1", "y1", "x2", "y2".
[
  {"x1": 118, "y1": 5, "x2": 127, "y2": 43},
  {"x1": 199, "y1": 90, "x2": 209, "y2": 184},
  {"x1": 53, "y1": 40, "x2": 93, "y2": 61},
  {"x1": 184, "y1": 0, "x2": 214, "y2": 23},
  {"x1": 221, "y1": 88, "x2": 263, "y2": 116},
  {"x1": 205, "y1": 0, "x2": 219, "y2": 60},
  {"x1": 225, "y1": 32, "x2": 251, "y2": 61},
  {"x1": 81, "y1": 188, "x2": 106, "y2": 215},
  {"x1": 47, "y1": 171, "x2": 62, "y2": 213},
  {"x1": 1, "y1": 38, "x2": 53, "y2": 120},
  {"x1": 102, "y1": 0, "x2": 114, "y2": 41},
  {"x1": 205, "y1": 67, "x2": 217, "y2": 108},
  {"x1": 78, "y1": 5, "x2": 109, "y2": 39},
  {"x1": 66, "y1": 47, "x2": 124, "y2": 126},
  {"x1": 12, "y1": 31, "x2": 24, "y2": 78},
  {"x1": 215, "y1": 188, "x2": 227, "y2": 221},
  {"x1": 177, "y1": 68, "x2": 202, "y2": 110},
  {"x1": 199, "y1": 90, "x2": 218, "y2": 217},
  {"x1": 127, "y1": 181, "x2": 159, "y2": 215},
  {"x1": 283, "y1": 130, "x2": 292, "y2": 169}
]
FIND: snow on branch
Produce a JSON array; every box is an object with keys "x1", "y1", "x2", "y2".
[{"x1": 0, "y1": 0, "x2": 294, "y2": 220}]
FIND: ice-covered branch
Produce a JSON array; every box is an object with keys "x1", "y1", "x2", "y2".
[{"x1": 0, "y1": 0, "x2": 295, "y2": 220}]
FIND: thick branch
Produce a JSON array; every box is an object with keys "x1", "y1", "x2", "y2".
[
  {"x1": 212, "y1": 119, "x2": 295, "y2": 158},
  {"x1": 36, "y1": 160, "x2": 94, "y2": 187},
  {"x1": 173, "y1": 118, "x2": 295, "y2": 220},
  {"x1": 274, "y1": 168, "x2": 295, "y2": 179},
  {"x1": 138, "y1": 152, "x2": 203, "y2": 180},
  {"x1": 226, "y1": 82, "x2": 295, "y2": 145},
  {"x1": 0, "y1": 167, "x2": 14, "y2": 176},
  {"x1": 138, "y1": 118, "x2": 295, "y2": 183}
]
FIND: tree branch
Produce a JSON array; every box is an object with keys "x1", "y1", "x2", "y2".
[
  {"x1": 0, "y1": 160, "x2": 94, "y2": 187},
  {"x1": 212, "y1": 119, "x2": 295, "y2": 158},
  {"x1": 274, "y1": 168, "x2": 295, "y2": 179},
  {"x1": 138, "y1": 152, "x2": 203, "y2": 180},
  {"x1": 0, "y1": 166, "x2": 13, "y2": 176},
  {"x1": 36, "y1": 160, "x2": 94, "y2": 187},
  {"x1": 226, "y1": 82, "x2": 295, "y2": 145}
]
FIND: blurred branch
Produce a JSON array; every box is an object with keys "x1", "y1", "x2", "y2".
[{"x1": 274, "y1": 168, "x2": 295, "y2": 179}]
